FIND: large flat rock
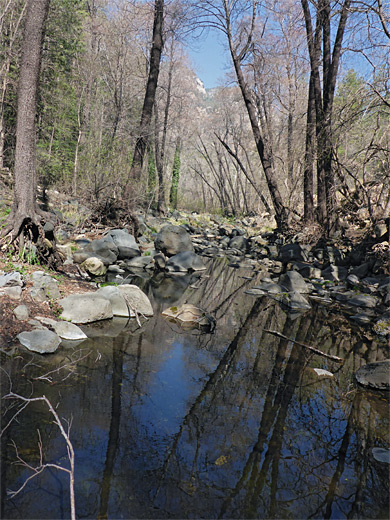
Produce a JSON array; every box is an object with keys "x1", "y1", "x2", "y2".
[{"x1": 59, "y1": 293, "x2": 113, "y2": 323}]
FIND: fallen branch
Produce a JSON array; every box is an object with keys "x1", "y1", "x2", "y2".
[
  {"x1": 263, "y1": 329, "x2": 343, "y2": 363},
  {"x1": 3, "y1": 393, "x2": 76, "y2": 520}
]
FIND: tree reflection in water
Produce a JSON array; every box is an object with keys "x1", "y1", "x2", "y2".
[{"x1": 1, "y1": 259, "x2": 389, "y2": 519}]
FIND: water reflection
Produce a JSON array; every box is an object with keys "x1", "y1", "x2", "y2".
[{"x1": 1, "y1": 259, "x2": 389, "y2": 519}]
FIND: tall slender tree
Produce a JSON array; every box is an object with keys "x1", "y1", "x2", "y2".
[
  {"x1": 2, "y1": 0, "x2": 51, "y2": 248},
  {"x1": 129, "y1": 0, "x2": 164, "y2": 182}
]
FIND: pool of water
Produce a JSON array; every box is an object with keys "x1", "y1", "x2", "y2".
[{"x1": 1, "y1": 259, "x2": 389, "y2": 519}]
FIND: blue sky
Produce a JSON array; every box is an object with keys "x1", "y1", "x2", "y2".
[{"x1": 187, "y1": 30, "x2": 231, "y2": 89}]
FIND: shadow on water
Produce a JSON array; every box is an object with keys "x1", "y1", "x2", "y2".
[{"x1": 1, "y1": 258, "x2": 389, "y2": 519}]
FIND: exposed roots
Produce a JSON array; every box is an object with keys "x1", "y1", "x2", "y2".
[{"x1": 1, "y1": 212, "x2": 62, "y2": 269}]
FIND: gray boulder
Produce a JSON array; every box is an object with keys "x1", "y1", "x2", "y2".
[
  {"x1": 154, "y1": 225, "x2": 194, "y2": 256},
  {"x1": 279, "y1": 244, "x2": 309, "y2": 262},
  {"x1": 17, "y1": 330, "x2": 61, "y2": 354},
  {"x1": 348, "y1": 294, "x2": 378, "y2": 308},
  {"x1": 228, "y1": 236, "x2": 248, "y2": 252},
  {"x1": 30, "y1": 273, "x2": 61, "y2": 301},
  {"x1": 59, "y1": 293, "x2": 113, "y2": 323},
  {"x1": 96, "y1": 284, "x2": 153, "y2": 317},
  {"x1": 279, "y1": 271, "x2": 309, "y2": 293},
  {"x1": 124, "y1": 256, "x2": 154, "y2": 270},
  {"x1": 166, "y1": 251, "x2": 206, "y2": 273},
  {"x1": 0, "y1": 271, "x2": 23, "y2": 287},
  {"x1": 106, "y1": 229, "x2": 140, "y2": 259},
  {"x1": 54, "y1": 321, "x2": 88, "y2": 340},
  {"x1": 83, "y1": 236, "x2": 119, "y2": 265},
  {"x1": 354, "y1": 360, "x2": 390, "y2": 391}
]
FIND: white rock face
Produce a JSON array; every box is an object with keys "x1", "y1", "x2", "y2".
[
  {"x1": 59, "y1": 293, "x2": 113, "y2": 323},
  {"x1": 117, "y1": 285, "x2": 153, "y2": 317}
]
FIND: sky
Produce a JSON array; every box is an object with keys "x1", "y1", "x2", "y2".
[{"x1": 187, "y1": 31, "x2": 231, "y2": 89}]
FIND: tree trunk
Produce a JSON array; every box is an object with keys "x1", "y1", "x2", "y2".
[
  {"x1": 223, "y1": 0, "x2": 289, "y2": 231},
  {"x1": 129, "y1": 0, "x2": 164, "y2": 182},
  {"x1": 303, "y1": 72, "x2": 315, "y2": 222},
  {"x1": 8, "y1": 0, "x2": 51, "y2": 238}
]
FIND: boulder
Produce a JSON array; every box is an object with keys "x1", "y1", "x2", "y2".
[
  {"x1": 81, "y1": 257, "x2": 107, "y2": 276},
  {"x1": 228, "y1": 236, "x2": 248, "y2": 252},
  {"x1": 54, "y1": 321, "x2": 88, "y2": 340},
  {"x1": 162, "y1": 303, "x2": 215, "y2": 331},
  {"x1": 279, "y1": 271, "x2": 309, "y2": 293},
  {"x1": 348, "y1": 294, "x2": 378, "y2": 308},
  {"x1": 96, "y1": 284, "x2": 153, "y2": 317},
  {"x1": 83, "y1": 236, "x2": 118, "y2": 264},
  {"x1": 2, "y1": 286, "x2": 22, "y2": 299},
  {"x1": 354, "y1": 360, "x2": 390, "y2": 391},
  {"x1": 279, "y1": 243, "x2": 309, "y2": 262},
  {"x1": 166, "y1": 251, "x2": 206, "y2": 273},
  {"x1": 154, "y1": 225, "x2": 194, "y2": 256},
  {"x1": 17, "y1": 330, "x2": 61, "y2": 354},
  {"x1": 0, "y1": 271, "x2": 23, "y2": 287},
  {"x1": 124, "y1": 256, "x2": 154, "y2": 270},
  {"x1": 106, "y1": 229, "x2": 140, "y2": 259},
  {"x1": 30, "y1": 273, "x2": 61, "y2": 301},
  {"x1": 59, "y1": 293, "x2": 113, "y2": 323}
]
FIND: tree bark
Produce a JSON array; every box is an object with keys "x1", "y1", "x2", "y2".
[
  {"x1": 129, "y1": 0, "x2": 164, "y2": 182},
  {"x1": 8, "y1": 0, "x2": 51, "y2": 238}
]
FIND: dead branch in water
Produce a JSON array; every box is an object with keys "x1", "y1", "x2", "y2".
[{"x1": 263, "y1": 329, "x2": 343, "y2": 363}]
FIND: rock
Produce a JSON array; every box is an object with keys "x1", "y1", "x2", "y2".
[
  {"x1": 348, "y1": 294, "x2": 378, "y2": 308},
  {"x1": 279, "y1": 243, "x2": 309, "y2": 262},
  {"x1": 117, "y1": 285, "x2": 153, "y2": 316},
  {"x1": 252, "y1": 280, "x2": 282, "y2": 294},
  {"x1": 0, "y1": 271, "x2": 23, "y2": 287},
  {"x1": 17, "y1": 330, "x2": 61, "y2": 354},
  {"x1": 35, "y1": 316, "x2": 58, "y2": 327},
  {"x1": 351, "y1": 262, "x2": 371, "y2": 279},
  {"x1": 83, "y1": 236, "x2": 119, "y2": 264},
  {"x1": 96, "y1": 285, "x2": 153, "y2": 317},
  {"x1": 279, "y1": 271, "x2": 309, "y2": 293},
  {"x1": 228, "y1": 236, "x2": 248, "y2": 252},
  {"x1": 13, "y1": 305, "x2": 30, "y2": 320},
  {"x1": 354, "y1": 360, "x2": 390, "y2": 391},
  {"x1": 373, "y1": 318, "x2": 390, "y2": 336},
  {"x1": 313, "y1": 368, "x2": 334, "y2": 378},
  {"x1": 166, "y1": 251, "x2": 206, "y2": 273},
  {"x1": 59, "y1": 293, "x2": 113, "y2": 323},
  {"x1": 81, "y1": 257, "x2": 107, "y2": 276},
  {"x1": 124, "y1": 256, "x2": 154, "y2": 269},
  {"x1": 322, "y1": 265, "x2": 348, "y2": 282},
  {"x1": 372, "y1": 448, "x2": 390, "y2": 464},
  {"x1": 282, "y1": 291, "x2": 311, "y2": 310},
  {"x1": 2, "y1": 286, "x2": 23, "y2": 299},
  {"x1": 162, "y1": 303, "x2": 215, "y2": 331},
  {"x1": 297, "y1": 264, "x2": 322, "y2": 279},
  {"x1": 154, "y1": 225, "x2": 194, "y2": 257},
  {"x1": 106, "y1": 229, "x2": 140, "y2": 259},
  {"x1": 346, "y1": 274, "x2": 360, "y2": 288},
  {"x1": 153, "y1": 253, "x2": 166, "y2": 270},
  {"x1": 54, "y1": 321, "x2": 88, "y2": 340},
  {"x1": 56, "y1": 244, "x2": 73, "y2": 260},
  {"x1": 30, "y1": 273, "x2": 61, "y2": 302}
]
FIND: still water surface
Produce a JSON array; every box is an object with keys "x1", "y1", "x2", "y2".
[{"x1": 1, "y1": 259, "x2": 389, "y2": 519}]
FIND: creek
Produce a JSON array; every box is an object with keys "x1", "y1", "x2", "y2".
[{"x1": 1, "y1": 258, "x2": 389, "y2": 519}]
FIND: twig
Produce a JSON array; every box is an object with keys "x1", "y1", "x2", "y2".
[
  {"x1": 3, "y1": 393, "x2": 76, "y2": 520},
  {"x1": 262, "y1": 329, "x2": 343, "y2": 363}
]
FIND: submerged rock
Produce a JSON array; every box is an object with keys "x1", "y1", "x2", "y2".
[{"x1": 162, "y1": 304, "x2": 215, "y2": 331}]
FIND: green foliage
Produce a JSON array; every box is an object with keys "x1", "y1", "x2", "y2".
[{"x1": 169, "y1": 143, "x2": 180, "y2": 209}]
